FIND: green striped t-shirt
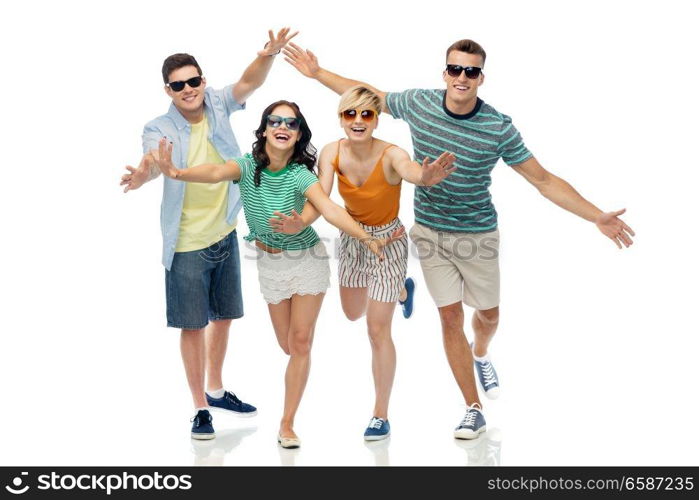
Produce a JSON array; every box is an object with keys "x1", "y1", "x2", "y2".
[
  {"x1": 232, "y1": 153, "x2": 320, "y2": 250},
  {"x1": 385, "y1": 89, "x2": 532, "y2": 233}
]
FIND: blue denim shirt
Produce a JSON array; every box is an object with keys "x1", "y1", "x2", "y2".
[{"x1": 142, "y1": 85, "x2": 245, "y2": 270}]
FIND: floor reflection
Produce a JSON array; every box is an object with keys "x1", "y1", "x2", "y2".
[
  {"x1": 364, "y1": 437, "x2": 391, "y2": 466},
  {"x1": 191, "y1": 426, "x2": 258, "y2": 466},
  {"x1": 453, "y1": 428, "x2": 502, "y2": 466}
]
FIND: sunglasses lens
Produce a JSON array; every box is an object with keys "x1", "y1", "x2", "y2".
[
  {"x1": 187, "y1": 76, "x2": 202, "y2": 88},
  {"x1": 267, "y1": 116, "x2": 282, "y2": 127},
  {"x1": 169, "y1": 81, "x2": 185, "y2": 92},
  {"x1": 446, "y1": 65, "x2": 462, "y2": 78},
  {"x1": 464, "y1": 67, "x2": 481, "y2": 79},
  {"x1": 342, "y1": 110, "x2": 357, "y2": 120},
  {"x1": 360, "y1": 110, "x2": 376, "y2": 121}
]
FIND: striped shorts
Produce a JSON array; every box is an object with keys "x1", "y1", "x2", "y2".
[{"x1": 338, "y1": 218, "x2": 408, "y2": 303}]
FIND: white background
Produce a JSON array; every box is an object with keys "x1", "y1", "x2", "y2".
[{"x1": 1, "y1": 0, "x2": 697, "y2": 466}]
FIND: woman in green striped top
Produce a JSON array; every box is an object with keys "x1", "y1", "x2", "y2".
[{"x1": 155, "y1": 100, "x2": 404, "y2": 449}]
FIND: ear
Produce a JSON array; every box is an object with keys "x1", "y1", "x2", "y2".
[
  {"x1": 201, "y1": 76, "x2": 207, "y2": 87},
  {"x1": 442, "y1": 70, "x2": 449, "y2": 85},
  {"x1": 478, "y1": 72, "x2": 485, "y2": 87},
  {"x1": 165, "y1": 86, "x2": 173, "y2": 99}
]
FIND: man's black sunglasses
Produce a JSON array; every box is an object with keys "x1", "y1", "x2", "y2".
[
  {"x1": 167, "y1": 76, "x2": 203, "y2": 92},
  {"x1": 445, "y1": 65, "x2": 482, "y2": 79}
]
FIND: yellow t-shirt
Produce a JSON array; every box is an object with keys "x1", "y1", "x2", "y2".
[{"x1": 175, "y1": 116, "x2": 237, "y2": 252}]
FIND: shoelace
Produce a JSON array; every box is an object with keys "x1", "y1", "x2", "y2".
[
  {"x1": 190, "y1": 411, "x2": 211, "y2": 427},
  {"x1": 459, "y1": 410, "x2": 478, "y2": 428},
  {"x1": 369, "y1": 417, "x2": 385, "y2": 430},
  {"x1": 225, "y1": 392, "x2": 242, "y2": 405},
  {"x1": 479, "y1": 361, "x2": 497, "y2": 387}
]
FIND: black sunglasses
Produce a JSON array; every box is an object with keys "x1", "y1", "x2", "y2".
[
  {"x1": 445, "y1": 65, "x2": 482, "y2": 79},
  {"x1": 167, "y1": 76, "x2": 203, "y2": 92},
  {"x1": 266, "y1": 114, "x2": 302, "y2": 131}
]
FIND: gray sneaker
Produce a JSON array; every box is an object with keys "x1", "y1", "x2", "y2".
[
  {"x1": 454, "y1": 403, "x2": 487, "y2": 440},
  {"x1": 472, "y1": 344, "x2": 500, "y2": 399}
]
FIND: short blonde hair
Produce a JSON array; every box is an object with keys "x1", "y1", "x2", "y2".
[{"x1": 337, "y1": 85, "x2": 382, "y2": 116}]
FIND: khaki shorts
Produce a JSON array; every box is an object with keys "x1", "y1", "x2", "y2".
[{"x1": 409, "y1": 223, "x2": 500, "y2": 310}]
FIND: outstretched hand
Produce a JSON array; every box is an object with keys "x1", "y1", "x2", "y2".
[
  {"x1": 120, "y1": 154, "x2": 152, "y2": 193},
  {"x1": 282, "y1": 42, "x2": 320, "y2": 78},
  {"x1": 258, "y1": 27, "x2": 299, "y2": 57},
  {"x1": 595, "y1": 208, "x2": 635, "y2": 249},
  {"x1": 270, "y1": 209, "x2": 305, "y2": 234},
  {"x1": 155, "y1": 138, "x2": 179, "y2": 179},
  {"x1": 421, "y1": 152, "x2": 457, "y2": 186}
]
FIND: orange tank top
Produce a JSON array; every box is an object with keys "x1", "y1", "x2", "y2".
[{"x1": 332, "y1": 140, "x2": 401, "y2": 226}]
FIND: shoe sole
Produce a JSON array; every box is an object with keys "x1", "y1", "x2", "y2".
[
  {"x1": 209, "y1": 407, "x2": 258, "y2": 418},
  {"x1": 364, "y1": 432, "x2": 391, "y2": 442},
  {"x1": 454, "y1": 426, "x2": 487, "y2": 440},
  {"x1": 191, "y1": 433, "x2": 215, "y2": 440},
  {"x1": 277, "y1": 438, "x2": 300, "y2": 449},
  {"x1": 484, "y1": 387, "x2": 500, "y2": 400}
]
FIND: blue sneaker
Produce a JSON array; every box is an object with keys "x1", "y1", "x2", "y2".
[
  {"x1": 471, "y1": 343, "x2": 500, "y2": 399},
  {"x1": 399, "y1": 277, "x2": 415, "y2": 318},
  {"x1": 364, "y1": 417, "x2": 391, "y2": 441},
  {"x1": 454, "y1": 404, "x2": 486, "y2": 440},
  {"x1": 206, "y1": 391, "x2": 257, "y2": 417},
  {"x1": 191, "y1": 409, "x2": 215, "y2": 440}
]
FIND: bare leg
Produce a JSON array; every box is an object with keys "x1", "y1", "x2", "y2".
[
  {"x1": 279, "y1": 292, "x2": 325, "y2": 439},
  {"x1": 268, "y1": 299, "x2": 292, "y2": 355},
  {"x1": 471, "y1": 307, "x2": 500, "y2": 358},
  {"x1": 366, "y1": 299, "x2": 397, "y2": 419},
  {"x1": 181, "y1": 328, "x2": 207, "y2": 409},
  {"x1": 205, "y1": 319, "x2": 232, "y2": 392},
  {"x1": 439, "y1": 302, "x2": 481, "y2": 407},
  {"x1": 339, "y1": 286, "x2": 368, "y2": 321}
]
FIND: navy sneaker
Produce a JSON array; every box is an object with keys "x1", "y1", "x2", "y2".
[
  {"x1": 191, "y1": 409, "x2": 215, "y2": 440},
  {"x1": 398, "y1": 277, "x2": 416, "y2": 318},
  {"x1": 206, "y1": 391, "x2": 257, "y2": 417},
  {"x1": 454, "y1": 404, "x2": 486, "y2": 440},
  {"x1": 364, "y1": 417, "x2": 391, "y2": 441},
  {"x1": 471, "y1": 343, "x2": 500, "y2": 399}
]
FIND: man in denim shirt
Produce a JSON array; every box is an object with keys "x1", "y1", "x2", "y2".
[{"x1": 121, "y1": 28, "x2": 298, "y2": 440}]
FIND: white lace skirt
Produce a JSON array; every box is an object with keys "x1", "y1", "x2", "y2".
[{"x1": 255, "y1": 241, "x2": 331, "y2": 304}]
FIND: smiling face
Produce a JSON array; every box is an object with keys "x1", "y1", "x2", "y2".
[
  {"x1": 443, "y1": 51, "x2": 484, "y2": 111},
  {"x1": 165, "y1": 65, "x2": 206, "y2": 118},
  {"x1": 340, "y1": 108, "x2": 379, "y2": 144},
  {"x1": 263, "y1": 104, "x2": 301, "y2": 153}
]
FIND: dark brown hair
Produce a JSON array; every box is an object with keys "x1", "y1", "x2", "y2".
[
  {"x1": 446, "y1": 40, "x2": 487, "y2": 65},
  {"x1": 161, "y1": 53, "x2": 202, "y2": 84},
  {"x1": 251, "y1": 100, "x2": 317, "y2": 187}
]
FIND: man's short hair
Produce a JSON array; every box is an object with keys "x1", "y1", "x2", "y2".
[
  {"x1": 161, "y1": 53, "x2": 203, "y2": 84},
  {"x1": 446, "y1": 39, "x2": 487, "y2": 66},
  {"x1": 337, "y1": 85, "x2": 382, "y2": 116}
]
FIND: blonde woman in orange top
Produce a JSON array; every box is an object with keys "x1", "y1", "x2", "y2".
[{"x1": 271, "y1": 86, "x2": 455, "y2": 440}]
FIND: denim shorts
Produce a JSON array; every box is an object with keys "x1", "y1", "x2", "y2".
[{"x1": 165, "y1": 229, "x2": 244, "y2": 329}]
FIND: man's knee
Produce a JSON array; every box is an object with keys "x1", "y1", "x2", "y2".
[
  {"x1": 439, "y1": 303, "x2": 464, "y2": 332},
  {"x1": 475, "y1": 306, "x2": 499, "y2": 326}
]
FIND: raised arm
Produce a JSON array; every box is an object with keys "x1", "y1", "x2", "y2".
[
  {"x1": 269, "y1": 142, "x2": 336, "y2": 234},
  {"x1": 512, "y1": 157, "x2": 635, "y2": 248},
  {"x1": 231, "y1": 27, "x2": 299, "y2": 104},
  {"x1": 154, "y1": 138, "x2": 241, "y2": 183},
  {"x1": 385, "y1": 147, "x2": 456, "y2": 186},
  {"x1": 282, "y1": 43, "x2": 392, "y2": 115}
]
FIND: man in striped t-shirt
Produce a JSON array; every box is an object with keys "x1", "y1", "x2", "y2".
[{"x1": 283, "y1": 39, "x2": 635, "y2": 439}]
